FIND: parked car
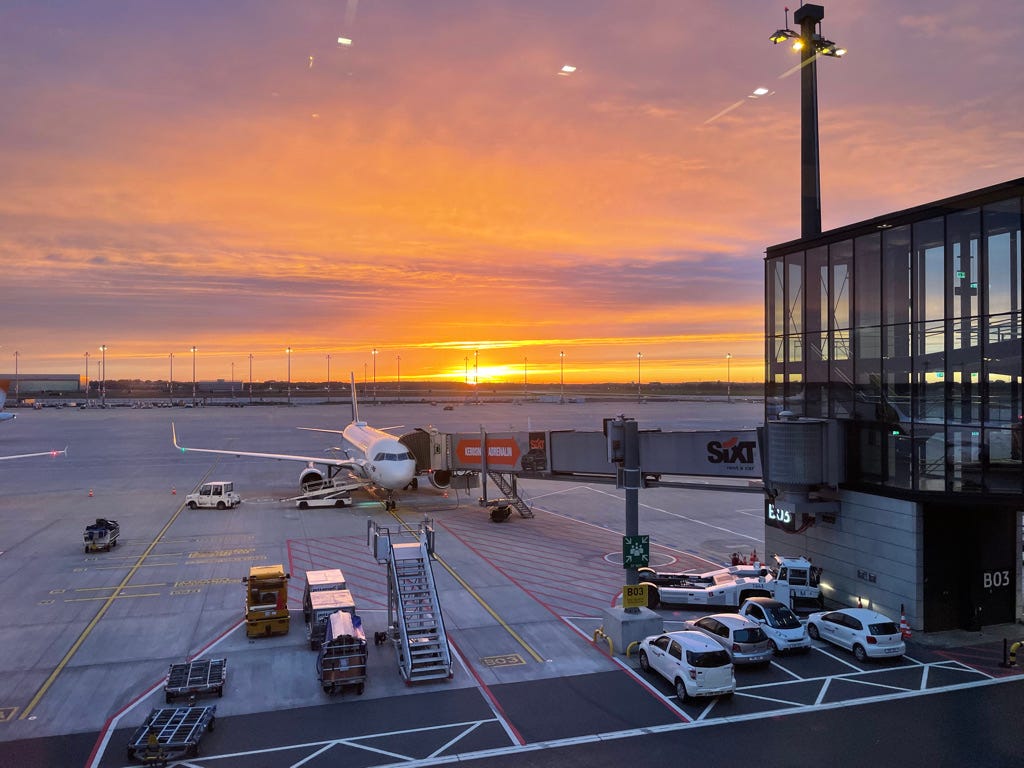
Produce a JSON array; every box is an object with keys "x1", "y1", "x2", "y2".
[
  {"x1": 682, "y1": 613, "x2": 774, "y2": 665},
  {"x1": 739, "y1": 597, "x2": 811, "y2": 653},
  {"x1": 637, "y1": 630, "x2": 735, "y2": 701},
  {"x1": 805, "y1": 608, "x2": 905, "y2": 661}
]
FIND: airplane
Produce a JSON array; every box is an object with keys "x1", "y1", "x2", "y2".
[
  {"x1": 172, "y1": 373, "x2": 417, "y2": 510},
  {"x1": 0, "y1": 380, "x2": 16, "y2": 423}
]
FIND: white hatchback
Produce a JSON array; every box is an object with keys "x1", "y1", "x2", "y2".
[
  {"x1": 637, "y1": 630, "x2": 736, "y2": 701},
  {"x1": 806, "y1": 608, "x2": 906, "y2": 661},
  {"x1": 739, "y1": 597, "x2": 811, "y2": 653}
]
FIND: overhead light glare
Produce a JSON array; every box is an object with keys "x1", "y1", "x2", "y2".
[
  {"x1": 752, "y1": 87, "x2": 770, "y2": 97},
  {"x1": 791, "y1": 38, "x2": 805, "y2": 51},
  {"x1": 769, "y1": 29, "x2": 795, "y2": 44},
  {"x1": 337, "y1": 36, "x2": 353, "y2": 47},
  {"x1": 559, "y1": 64, "x2": 577, "y2": 76}
]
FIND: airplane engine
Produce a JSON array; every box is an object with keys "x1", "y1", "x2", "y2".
[
  {"x1": 428, "y1": 470, "x2": 451, "y2": 489},
  {"x1": 299, "y1": 467, "x2": 325, "y2": 492}
]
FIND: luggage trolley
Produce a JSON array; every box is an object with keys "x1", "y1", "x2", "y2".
[
  {"x1": 126, "y1": 705, "x2": 216, "y2": 764},
  {"x1": 316, "y1": 611, "x2": 368, "y2": 695},
  {"x1": 164, "y1": 658, "x2": 226, "y2": 703}
]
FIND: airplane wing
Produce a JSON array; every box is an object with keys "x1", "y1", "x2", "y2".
[
  {"x1": 0, "y1": 448, "x2": 67, "y2": 461},
  {"x1": 172, "y1": 423, "x2": 363, "y2": 471}
]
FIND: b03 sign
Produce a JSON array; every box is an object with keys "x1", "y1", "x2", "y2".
[
  {"x1": 623, "y1": 584, "x2": 648, "y2": 609},
  {"x1": 982, "y1": 570, "x2": 1011, "y2": 589}
]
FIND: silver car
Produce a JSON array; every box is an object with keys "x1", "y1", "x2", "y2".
[{"x1": 683, "y1": 613, "x2": 774, "y2": 665}]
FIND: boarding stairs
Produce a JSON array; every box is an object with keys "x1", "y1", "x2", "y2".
[
  {"x1": 485, "y1": 472, "x2": 534, "y2": 519},
  {"x1": 369, "y1": 521, "x2": 453, "y2": 683}
]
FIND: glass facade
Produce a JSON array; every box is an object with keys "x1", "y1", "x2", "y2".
[{"x1": 766, "y1": 179, "x2": 1024, "y2": 497}]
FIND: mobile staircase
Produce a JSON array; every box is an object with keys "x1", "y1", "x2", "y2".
[
  {"x1": 368, "y1": 520, "x2": 453, "y2": 683},
  {"x1": 485, "y1": 471, "x2": 534, "y2": 519}
]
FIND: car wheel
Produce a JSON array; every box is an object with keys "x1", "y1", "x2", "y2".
[
  {"x1": 808, "y1": 623, "x2": 820, "y2": 640},
  {"x1": 217, "y1": 501, "x2": 226, "y2": 510},
  {"x1": 638, "y1": 650, "x2": 650, "y2": 673},
  {"x1": 853, "y1": 644, "x2": 867, "y2": 662},
  {"x1": 674, "y1": 678, "x2": 690, "y2": 702},
  {"x1": 188, "y1": 501, "x2": 197, "y2": 509}
]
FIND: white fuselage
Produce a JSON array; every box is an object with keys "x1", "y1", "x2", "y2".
[{"x1": 343, "y1": 421, "x2": 417, "y2": 491}]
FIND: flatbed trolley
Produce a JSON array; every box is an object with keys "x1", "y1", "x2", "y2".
[
  {"x1": 164, "y1": 658, "x2": 226, "y2": 703},
  {"x1": 126, "y1": 705, "x2": 216, "y2": 764}
]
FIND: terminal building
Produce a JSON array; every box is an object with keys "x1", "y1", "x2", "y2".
[{"x1": 762, "y1": 177, "x2": 1023, "y2": 632}]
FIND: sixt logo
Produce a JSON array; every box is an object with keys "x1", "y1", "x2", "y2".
[{"x1": 706, "y1": 436, "x2": 756, "y2": 464}]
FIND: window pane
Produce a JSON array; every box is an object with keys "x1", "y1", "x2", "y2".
[
  {"x1": 947, "y1": 208, "x2": 980, "y2": 320},
  {"x1": 831, "y1": 239, "x2": 852, "y2": 331},
  {"x1": 883, "y1": 226, "x2": 911, "y2": 325},
  {"x1": 855, "y1": 233, "x2": 881, "y2": 327},
  {"x1": 787, "y1": 252, "x2": 804, "y2": 335},
  {"x1": 806, "y1": 246, "x2": 828, "y2": 334},
  {"x1": 983, "y1": 198, "x2": 1021, "y2": 316},
  {"x1": 770, "y1": 258, "x2": 785, "y2": 337},
  {"x1": 913, "y1": 217, "x2": 945, "y2": 322}
]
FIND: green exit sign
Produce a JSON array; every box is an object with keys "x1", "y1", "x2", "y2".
[{"x1": 622, "y1": 535, "x2": 649, "y2": 568}]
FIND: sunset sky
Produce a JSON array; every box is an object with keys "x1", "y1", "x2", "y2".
[{"x1": 2, "y1": 1, "x2": 1022, "y2": 385}]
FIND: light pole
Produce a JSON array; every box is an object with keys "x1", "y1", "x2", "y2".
[
  {"x1": 474, "y1": 350, "x2": 479, "y2": 404},
  {"x1": 726, "y1": 352, "x2": 732, "y2": 402},
  {"x1": 190, "y1": 346, "x2": 197, "y2": 405},
  {"x1": 230, "y1": 361, "x2": 235, "y2": 399},
  {"x1": 286, "y1": 347, "x2": 292, "y2": 404},
  {"x1": 168, "y1": 353, "x2": 174, "y2": 397},
  {"x1": 559, "y1": 350, "x2": 565, "y2": 404},
  {"x1": 326, "y1": 354, "x2": 331, "y2": 403},
  {"x1": 99, "y1": 345, "x2": 107, "y2": 406},
  {"x1": 396, "y1": 355, "x2": 401, "y2": 403},
  {"x1": 769, "y1": 3, "x2": 845, "y2": 238},
  {"x1": 464, "y1": 356, "x2": 468, "y2": 385},
  {"x1": 524, "y1": 357, "x2": 528, "y2": 397},
  {"x1": 372, "y1": 348, "x2": 378, "y2": 403},
  {"x1": 84, "y1": 352, "x2": 90, "y2": 403},
  {"x1": 13, "y1": 351, "x2": 19, "y2": 403},
  {"x1": 637, "y1": 352, "x2": 643, "y2": 404},
  {"x1": 248, "y1": 354, "x2": 253, "y2": 403}
]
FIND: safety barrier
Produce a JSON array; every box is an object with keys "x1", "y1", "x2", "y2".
[
  {"x1": 1001, "y1": 639, "x2": 1022, "y2": 668},
  {"x1": 592, "y1": 628, "x2": 613, "y2": 656}
]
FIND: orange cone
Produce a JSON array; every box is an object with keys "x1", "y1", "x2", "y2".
[
  {"x1": 899, "y1": 604, "x2": 912, "y2": 640},
  {"x1": 88, "y1": 488, "x2": 94, "y2": 497},
  {"x1": 857, "y1": 596, "x2": 863, "y2": 608},
  {"x1": 172, "y1": 487, "x2": 176, "y2": 495},
  {"x1": 749, "y1": 548, "x2": 758, "y2": 565}
]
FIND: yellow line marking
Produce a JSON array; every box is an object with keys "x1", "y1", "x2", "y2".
[
  {"x1": 0, "y1": 707, "x2": 18, "y2": 723},
  {"x1": 64, "y1": 593, "x2": 162, "y2": 602},
  {"x1": 18, "y1": 465, "x2": 219, "y2": 720},
  {"x1": 389, "y1": 511, "x2": 544, "y2": 664},
  {"x1": 74, "y1": 583, "x2": 166, "y2": 592}
]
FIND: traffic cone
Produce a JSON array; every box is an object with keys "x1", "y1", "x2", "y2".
[
  {"x1": 857, "y1": 596, "x2": 863, "y2": 608},
  {"x1": 749, "y1": 548, "x2": 758, "y2": 565},
  {"x1": 172, "y1": 487, "x2": 176, "y2": 495},
  {"x1": 900, "y1": 604, "x2": 912, "y2": 640},
  {"x1": 88, "y1": 488, "x2": 94, "y2": 497}
]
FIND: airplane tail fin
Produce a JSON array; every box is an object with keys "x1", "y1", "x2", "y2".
[{"x1": 350, "y1": 372, "x2": 361, "y2": 424}]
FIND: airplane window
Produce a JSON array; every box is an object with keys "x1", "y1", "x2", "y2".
[{"x1": 374, "y1": 453, "x2": 385, "y2": 461}]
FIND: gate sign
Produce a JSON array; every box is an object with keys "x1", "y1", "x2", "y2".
[
  {"x1": 452, "y1": 434, "x2": 523, "y2": 469},
  {"x1": 622, "y1": 535, "x2": 649, "y2": 569}
]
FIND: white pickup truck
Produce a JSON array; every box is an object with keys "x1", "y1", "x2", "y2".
[
  {"x1": 639, "y1": 555, "x2": 822, "y2": 613},
  {"x1": 185, "y1": 481, "x2": 241, "y2": 509}
]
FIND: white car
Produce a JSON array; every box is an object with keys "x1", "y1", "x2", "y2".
[
  {"x1": 681, "y1": 613, "x2": 774, "y2": 665},
  {"x1": 806, "y1": 608, "x2": 905, "y2": 661},
  {"x1": 739, "y1": 597, "x2": 811, "y2": 653},
  {"x1": 637, "y1": 630, "x2": 735, "y2": 701}
]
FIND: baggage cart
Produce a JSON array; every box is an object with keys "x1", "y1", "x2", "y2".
[
  {"x1": 302, "y1": 568, "x2": 347, "y2": 623},
  {"x1": 307, "y1": 589, "x2": 356, "y2": 650},
  {"x1": 126, "y1": 705, "x2": 216, "y2": 764},
  {"x1": 164, "y1": 658, "x2": 226, "y2": 703},
  {"x1": 84, "y1": 518, "x2": 119, "y2": 553},
  {"x1": 316, "y1": 612, "x2": 367, "y2": 695}
]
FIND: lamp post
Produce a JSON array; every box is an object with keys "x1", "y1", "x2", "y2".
[
  {"x1": 249, "y1": 353, "x2": 253, "y2": 404},
  {"x1": 168, "y1": 353, "x2": 174, "y2": 397},
  {"x1": 13, "y1": 351, "x2": 19, "y2": 403},
  {"x1": 84, "y1": 351, "x2": 90, "y2": 403},
  {"x1": 286, "y1": 347, "x2": 292, "y2": 405},
  {"x1": 523, "y1": 357, "x2": 528, "y2": 397},
  {"x1": 559, "y1": 350, "x2": 565, "y2": 404},
  {"x1": 769, "y1": 3, "x2": 845, "y2": 238},
  {"x1": 726, "y1": 352, "x2": 732, "y2": 403},
  {"x1": 474, "y1": 350, "x2": 479, "y2": 404},
  {"x1": 230, "y1": 361, "x2": 235, "y2": 399},
  {"x1": 396, "y1": 354, "x2": 401, "y2": 403},
  {"x1": 637, "y1": 352, "x2": 643, "y2": 404},
  {"x1": 99, "y1": 345, "x2": 107, "y2": 407},
  {"x1": 190, "y1": 345, "x2": 197, "y2": 405},
  {"x1": 326, "y1": 354, "x2": 331, "y2": 403},
  {"x1": 372, "y1": 348, "x2": 378, "y2": 403}
]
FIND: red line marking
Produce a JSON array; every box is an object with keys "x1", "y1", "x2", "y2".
[{"x1": 449, "y1": 637, "x2": 526, "y2": 746}]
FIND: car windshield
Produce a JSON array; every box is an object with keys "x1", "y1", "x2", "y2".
[
  {"x1": 869, "y1": 621, "x2": 899, "y2": 636},
  {"x1": 733, "y1": 627, "x2": 767, "y2": 643},
  {"x1": 686, "y1": 649, "x2": 730, "y2": 668},
  {"x1": 764, "y1": 605, "x2": 801, "y2": 629}
]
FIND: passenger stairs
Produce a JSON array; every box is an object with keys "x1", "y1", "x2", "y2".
[
  {"x1": 486, "y1": 472, "x2": 534, "y2": 519},
  {"x1": 369, "y1": 520, "x2": 453, "y2": 683}
]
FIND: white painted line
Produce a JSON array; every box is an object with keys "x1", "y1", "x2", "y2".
[
  {"x1": 921, "y1": 664, "x2": 929, "y2": 690},
  {"x1": 735, "y1": 690, "x2": 807, "y2": 707},
  {"x1": 809, "y1": 643, "x2": 863, "y2": 672},
  {"x1": 693, "y1": 698, "x2": 717, "y2": 721},
  {"x1": 814, "y1": 678, "x2": 832, "y2": 705},
  {"x1": 770, "y1": 659, "x2": 804, "y2": 681}
]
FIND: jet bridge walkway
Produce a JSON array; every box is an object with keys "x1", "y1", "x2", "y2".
[{"x1": 368, "y1": 520, "x2": 453, "y2": 683}]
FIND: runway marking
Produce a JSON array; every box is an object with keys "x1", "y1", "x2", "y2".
[
  {"x1": 0, "y1": 707, "x2": 17, "y2": 723},
  {"x1": 73, "y1": 583, "x2": 166, "y2": 591},
  {"x1": 18, "y1": 464, "x2": 221, "y2": 721},
  {"x1": 481, "y1": 653, "x2": 526, "y2": 668},
  {"x1": 64, "y1": 593, "x2": 161, "y2": 602}
]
